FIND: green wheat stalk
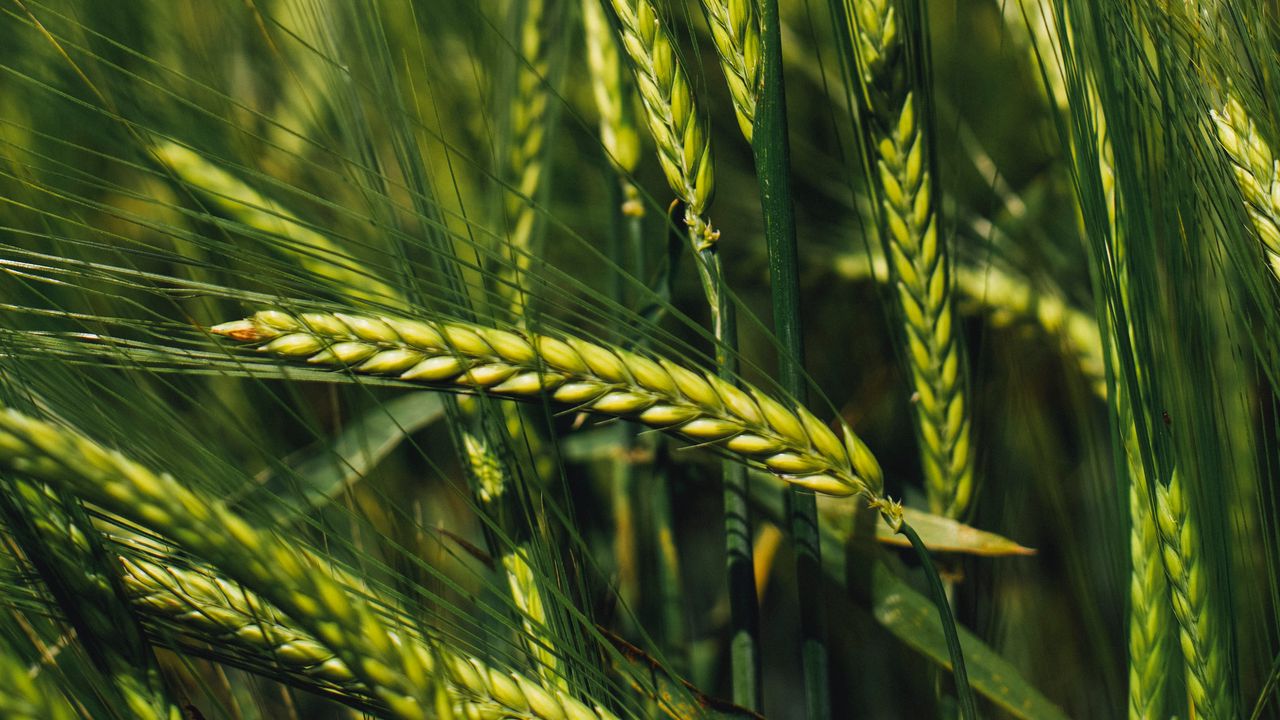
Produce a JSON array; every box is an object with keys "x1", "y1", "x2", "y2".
[{"x1": 845, "y1": 0, "x2": 974, "y2": 518}]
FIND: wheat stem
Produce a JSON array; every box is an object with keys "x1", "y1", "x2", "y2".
[
  {"x1": 846, "y1": 0, "x2": 974, "y2": 519},
  {"x1": 211, "y1": 308, "x2": 893, "y2": 509},
  {"x1": 0, "y1": 409, "x2": 434, "y2": 719}
]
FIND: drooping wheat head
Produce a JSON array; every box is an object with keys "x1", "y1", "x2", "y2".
[
  {"x1": 701, "y1": 0, "x2": 762, "y2": 141},
  {"x1": 846, "y1": 0, "x2": 973, "y2": 518},
  {"x1": 0, "y1": 409, "x2": 434, "y2": 719},
  {"x1": 211, "y1": 309, "x2": 892, "y2": 510},
  {"x1": 605, "y1": 0, "x2": 718, "y2": 248},
  {"x1": 2, "y1": 478, "x2": 181, "y2": 720},
  {"x1": 117, "y1": 549, "x2": 623, "y2": 720}
]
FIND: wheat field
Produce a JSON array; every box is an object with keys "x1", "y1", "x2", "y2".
[{"x1": 2, "y1": 1, "x2": 1279, "y2": 718}]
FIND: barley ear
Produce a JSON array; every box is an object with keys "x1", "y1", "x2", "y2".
[
  {"x1": 846, "y1": 0, "x2": 974, "y2": 518},
  {"x1": 0, "y1": 409, "x2": 435, "y2": 719},
  {"x1": 1123, "y1": 439, "x2": 1170, "y2": 720},
  {"x1": 583, "y1": 0, "x2": 642, "y2": 179},
  {"x1": 701, "y1": 0, "x2": 762, "y2": 141},
  {"x1": 151, "y1": 141, "x2": 400, "y2": 305},
  {"x1": 1212, "y1": 96, "x2": 1280, "y2": 279},
  {"x1": 606, "y1": 0, "x2": 717, "y2": 248},
  {"x1": 212, "y1": 309, "x2": 888, "y2": 501},
  {"x1": 0, "y1": 478, "x2": 182, "y2": 719},
  {"x1": 120, "y1": 550, "x2": 622, "y2": 720},
  {"x1": 1154, "y1": 474, "x2": 1233, "y2": 720}
]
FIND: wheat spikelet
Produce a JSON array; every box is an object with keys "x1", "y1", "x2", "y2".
[
  {"x1": 1212, "y1": 97, "x2": 1280, "y2": 279},
  {"x1": 0, "y1": 409, "x2": 434, "y2": 720},
  {"x1": 1154, "y1": 475, "x2": 1232, "y2": 719},
  {"x1": 211, "y1": 309, "x2": 891, "y2": 508},
  {"x1": 846, "y1": 0, "x2": 973, "y2": 518},
  {"x1": 151, "y1": 142, "x2": 399, "y2": 305},
  {"x1": 118, "y1": 550, "x2": 622, "y2": 720},
  {"x1": 605, "y1": 0, "x2": 718, "y2": 248},
  {"x1": 701, "y1": 0, "x2": 762, "y2": 141}
]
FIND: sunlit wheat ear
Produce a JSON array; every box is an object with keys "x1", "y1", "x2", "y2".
[
  {"x1": 211, "y1": 309, "x2": 892, "y2": 506},
  {"x1": 1213, "y1": 97, "x2": 1280, "y2": 279},
  {"x1": 701, "y1": 0, "x2": 762, "y2": 142},
  {"x1": 151, "y1": 142, "x2": 400, "y2": 306},
  {"x1": 1154, "y1": 475, "x2": 1233, "y2": 720},
  {"x1": 0, "y1": 409, "x2": 434, "y2": 720},
  {"x1": 846, "y1": 0, "x2": 974, "y2": 518},
  {"x1": 605, "y1": 0, "x2": 718, "y2": 248},
  {"x1": 120, "y1": 552, "x2": 621, "y2": 720}
]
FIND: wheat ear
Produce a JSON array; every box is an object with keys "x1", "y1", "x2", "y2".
[
  {"x1": 151, "y1": 142, "x2": 399, "y2": 305},
  {"x1": 847, "y1": 0, "x2": 974, "y2": 518},
  {"x1": 1125, "y1": 453, "x2": 1169, "y2": 720},
  {"x1": 701, "y1": 0, "x2": 762, "y2": 141},
  {"x1": 1154, "y1": 475, "x2": 1233, "y2": 719},
  {"x1": 605, "y1": 0, "x2": 717, "y2": 248},
  {"x1": 3, "y1": 478, "x2": 181, "y2": 720},
  {"x1": 1212, "y1": 97, "x2": 1280, "y2": 279},
  {"x1": 119, "y1": 551, "x2": 620, "y2": 720},
  {"x1": 583, "y1": 0, "x2": 643, "y2": 181},
  {"x1": 495, "y1": 0, "x2": 559, "y2": 305},
  {"x1": 211, "y1": 309, "x2": 890, "y2": 505},
  {"x1": 0, "y1": 409, "x2": 435, "y2": 719}
]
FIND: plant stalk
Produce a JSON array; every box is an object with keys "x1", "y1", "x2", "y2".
[{"x1": 753, "y1": 0, "x2": 829, "y2": 716}]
